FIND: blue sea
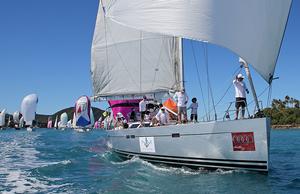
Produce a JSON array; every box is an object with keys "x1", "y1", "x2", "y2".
[{"x1": 0, "y1": 129, "x2": 299, "y2": 194}]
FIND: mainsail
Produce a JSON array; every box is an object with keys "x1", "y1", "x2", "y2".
[
  {"x1": 91, "y1": 0, "x2": 183, "y2": 100},
  {"x1": 104, "y1": 0, "x2": 292, "y2": 83}
]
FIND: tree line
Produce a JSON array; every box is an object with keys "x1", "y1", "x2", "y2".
[{"x1": 263, "y1": 96, "x2": 300, "y2": 125}]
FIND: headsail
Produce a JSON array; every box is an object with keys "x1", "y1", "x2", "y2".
[
  {"x1": 91, "y1": 0, "x2": 183, "y2": 100},
  {"x1": 13, "y1": 111, "x2": 20, "y2": 124},
  {"x1": 74, "y1": 96, "x2": 94, "y2": 127},
  {"x1": 59, "y1": 112, "x2": 68, "y2": 128},
  {"x1": 104, "y1": 0, "x2": 292, "y2": 83},
  {"x1": 20, "y1": 94, "x2": 38, "y2": 126},
  {"x1": 0, "y1": 109, "x2": 6, "y2": 127}
]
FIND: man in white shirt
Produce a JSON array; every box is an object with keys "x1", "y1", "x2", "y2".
[
  {"x1": 233, "y1": 74, "x2": 249, "y2": 119},
  {"x1": 139, "y1": 96, "x2": 147, "y2": 123},
  {"x1": 155, "y1": 107, "x2": 169, "y2": 125},
  {"x1": 173, "y1": 88, "x2": 189, "y2": 123}
]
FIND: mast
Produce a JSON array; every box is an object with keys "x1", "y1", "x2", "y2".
[
  {"x1": 239, "y1": 57, "x2": 260, "y2": 112},
  {"x1": 179, "y1": 37, "x2": 185, "y2": 89}
]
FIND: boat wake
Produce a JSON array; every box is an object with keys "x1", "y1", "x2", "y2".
[
  {"x1": 107, "y1": 152, "x2": 241, "y2": 175},
  {"x1": 0, "y1": 134, "x2": 72, "y2": 193}
]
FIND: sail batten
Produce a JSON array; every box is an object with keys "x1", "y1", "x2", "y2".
[{"x1": 104, "y1": 0, "x2": 292, "y2": 83}]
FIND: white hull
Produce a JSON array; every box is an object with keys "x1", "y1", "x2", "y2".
[{"x1": 107, "y1": 118, "x2": 270, "y2": 172}]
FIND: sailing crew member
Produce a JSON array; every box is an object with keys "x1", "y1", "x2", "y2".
[
  {"x1": 129, "y1": 108, "x2": 137, "y2": 122},
  {"x1": 187, "y1": 97, "x2": 198, "y2": 122},
  {"x1": 115, "y1": 112, "x2": 128, "y2": 129},
  {"x1": 173, "y1": 88, "x2": 189, "y2": 123},
  {"x1": 155, "y1": 107, "x2": 169, "y2": 126},
  {"x1": 233, "y1": 73, "x2": 249, "y2": 119},
  {"x1": 139, "y1": 96, "x2": 148, "y2": 124}
]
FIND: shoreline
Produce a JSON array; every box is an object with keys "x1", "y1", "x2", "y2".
[{"x1": 272, "y1": 124, "x2": 300, "y2": 130}]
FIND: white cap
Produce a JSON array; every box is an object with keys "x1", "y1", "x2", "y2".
[
  {"x1": 237, "y1": 73, "x2": 245, "y2": 79},
  {"x1": 116, "y1": 112, "x2": 124, "y2": 118}
]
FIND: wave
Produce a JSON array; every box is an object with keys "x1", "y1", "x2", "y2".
[
  {"x1": 0, "y1": 168, "x2": 72, "y2": 194},
  {"x1": 109, "y1": 155, "x2": 243, "y2": 175}
]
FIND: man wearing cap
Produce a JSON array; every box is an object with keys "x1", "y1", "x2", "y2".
[
  {"x1": 233, "y1": 74, "x2": 249, "y2": 119},
  {"x1": 155, "y1": 107, "x2": 169, "y2": 126},
  {"x1": 173, "y1": 88, "x2": 189, "y2": 123}
]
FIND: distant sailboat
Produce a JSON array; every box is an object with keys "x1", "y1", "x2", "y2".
[
  {"x1": 19, "y1": 116, "x2": 24, "y2": 128},
  {"x1": 13, "y1": 111, "x2": 21, "y2": 128},
  {"x1": 67, "y1": 119, "x2": 72, "y2": 128},
  {"x1": 73, "y1": 96, "x2": 94, "y2": 132},
  {"x1": 0, "y1": 109, "x2": 6, "y2": 129},
  {"x1": 21, "y1": 94, "x2": 38, "y2": 131},
  {"x1": 47, "y1": 117, "x2": 53, "y2": 128},
  {"x1": 54, "y1": 115, "x2": 58, "y2": 129},
  {"x1": 91, "y1": 0, "x2": 292, "y2": 172},
  {"x1": 59, "y1": 112, "x2": 68, "y2": 130}
]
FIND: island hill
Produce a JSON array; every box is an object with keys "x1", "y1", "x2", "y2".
[
  {"x1": 263, "y1": 96, "x2": 300, "y2": 129},
  {"x1": 36, "y1": 107, "x2": 105, "y2": 128}
]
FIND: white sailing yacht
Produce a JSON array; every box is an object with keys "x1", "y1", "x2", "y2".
[{"x1": 91, "y1": 0, "x2": 292, "y2": 172}]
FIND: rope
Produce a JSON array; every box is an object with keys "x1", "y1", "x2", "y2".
[{"x1": 191, "y1": 41, "x2": 208, "y2": 121}]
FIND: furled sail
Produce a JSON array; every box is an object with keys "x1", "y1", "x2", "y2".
[
  {"x1": 91, "y1": 0, "x2": 183, "y2": 100},
  {"x1": 104, "y1": 0, "x2": 292, "y2": 83}
]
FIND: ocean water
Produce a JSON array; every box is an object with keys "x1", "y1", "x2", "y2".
[{"x1": 0, "y1": 129, "x2": 299, "y2": 194}]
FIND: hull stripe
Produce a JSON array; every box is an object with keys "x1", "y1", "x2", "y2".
[
  {"x1": 108, "y1": 131, "x2": 231, "y2": 138},
  {"x1": 113, "y1": 148, "x2": 267, "y2": 164},
  {"x1": 114, "y1": 149, "x2": 268, "y2": 171}
]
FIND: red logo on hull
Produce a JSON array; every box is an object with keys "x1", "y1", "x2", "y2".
[{"x1": 231, "y1": 132, "x2": 255, "y2": 151}]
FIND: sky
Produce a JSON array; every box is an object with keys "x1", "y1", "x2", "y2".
[{"x1": 0, "y1": 0, "x2": 299, "y2": 120}]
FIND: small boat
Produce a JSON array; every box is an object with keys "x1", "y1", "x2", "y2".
[{"x1": 91, "y1": 0, "x2": 292, "y2": 172}]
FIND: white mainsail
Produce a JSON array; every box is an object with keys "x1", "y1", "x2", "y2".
[
  {"x1": 91, "y1": 0, "x2": 183, "y2": 100},
  {"x1": 104, "y1": 0, "x2": 292, "y2": 83}
]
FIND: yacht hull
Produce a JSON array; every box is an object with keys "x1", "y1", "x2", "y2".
[{"x1": 107, "y1": 118, "x2": 270, "y2": 172}]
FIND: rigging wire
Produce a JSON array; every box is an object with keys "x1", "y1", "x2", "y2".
[
  {"x1": 191, "y1": 41, "x2": 208, "y2": 121},
  {"x1": 267, "y1": 83, "x2": 273, "y2": 107},
  {"x1": 214, "y1": 65, "x2": 243, "y2": 108},
  {"x1": 203, "y1": 42, "x2": 217, "y2": 120},
  {"x1": 198, "y1": 65, "x2": 242, "y2": 121},
  {"x1": 246, "y1": 84, "x2": 270, "y2": 108}
]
